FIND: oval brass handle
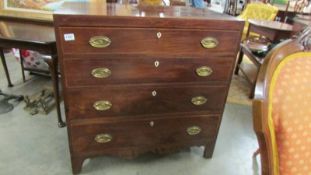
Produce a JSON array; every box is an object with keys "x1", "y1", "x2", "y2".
[
  {"x1": 95, "y1": 133, "x2": 112, "y2": 143},
  {"x1": 196, "y1": 66, "x2": 213, "y2": 77},
  {"x1": 187, "y1": 126, "x2": 201, "y2": 135},
  {"x1": 93, "y1": 100, "x2": 112, "y2": 111},
  {"x1": 191, "y1": 96, "x2": 207, "y2": 106},
  {"x1": 201, "y1": 37, "x2": 218, "y2": 49},
  {"x1": 91, "y1": 68, "x2": 111, "y2": 78},
  {"x1": 89, "y1": 36, "x2": 111, "y2": 48}
]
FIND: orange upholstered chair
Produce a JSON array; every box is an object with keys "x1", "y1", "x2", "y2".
[{"x1": 253, "y1": 28, "x2": 311, "y2": 175}]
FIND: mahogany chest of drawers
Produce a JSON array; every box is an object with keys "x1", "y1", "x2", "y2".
[{"x1": 54, "y1": 2, "x2": 243, "y2": 174}]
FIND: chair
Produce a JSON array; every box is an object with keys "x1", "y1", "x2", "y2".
[
  {"x1": 235, "y1": 3, "x2": 281, "y2": 98},
  {"x1": 12, "y1": 49, "x2": 51, "y2": 80},
  {"x1": 253, "y1": 28, "x2": 311, "y2": 175},
  {"x1": 139, "y1": 0, "x2": 163, "y2": 5},
  {"x1": 238, "y1": 2, "x2": 278, "y2": 40}
]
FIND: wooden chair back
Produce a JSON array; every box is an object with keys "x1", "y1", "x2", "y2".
[{"x1": 253, "y1": 27, "x2": 311, "y2": 175}]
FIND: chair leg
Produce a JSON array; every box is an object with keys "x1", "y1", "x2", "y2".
[
  {"x1": 19, "y1": 50, "x2": 26, "y2": 82},
  {"x1": 47, "y1": 56, "x2": 66, "y2": 128},
  {"x1": 249, "y1": 67, "x2": 260, "y2": 99},
  {"x1": 234, "y1": 50, "x2": 244, "y2": 75},
  {"x1": 0, "y1": 48, "x2": 13, "y2": 87},
  {"x1": 249, "y1": 83, "x2": 256, "y2": 99}
]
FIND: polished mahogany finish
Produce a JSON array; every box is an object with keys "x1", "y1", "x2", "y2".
[
  {"x1": 247, "y1": 19, "x2": 294, "y2": 42},
  {"x1": 248, "y1": 19, "x2": 293, "y2": 31},
  {"x1": 54, "y1": 2, "x2": 243, "y2": 174},
  {"x1": 54, "y1": 3, "x2": 242, "y2": 29},
  {"x1": 59, "y1": 27, "x2": 240, "y2": 55},
  {"x1": 63, "y1": 56, "x2": 234, "y2": 86},
  {"x1": 66, "y1": 84, "x2": 227, "y2": 119},
  {"x1": 0, "y1": 21, "x2": 54, "y2": 45},
  {"x1": 70, "y1": 114, "x2": 220, "y2": 156}
]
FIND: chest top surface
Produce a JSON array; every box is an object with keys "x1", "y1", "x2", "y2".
[{"x1": 54, "y1": 2, "x2": 243, "y2": 29}]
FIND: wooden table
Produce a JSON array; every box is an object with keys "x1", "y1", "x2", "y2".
[
  {"x1": 247, "y1": 19, "x2": 293, "y2": 42},
  {"x1": 0, "y1": 19, "x2": 65, "y2": 127},
  {"x1": 235, "y1": 19, "x2": 294, "y2": 98}
]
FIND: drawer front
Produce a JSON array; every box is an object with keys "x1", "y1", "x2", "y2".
[
  {"x1": 70, "y1": 115, "x2": 220, "y2": 155},
  {"x1": 66, "y1": 84, "x2": 227, "y2": 119},
  {"x1": 59, "y1": 27, "x2": 240, "y2": 55},
  {"x1": 63, "y1": 57, "x2": 233, "y2": 87}
]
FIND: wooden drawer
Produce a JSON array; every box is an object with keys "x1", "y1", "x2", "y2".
[
  {"x1": 63, "y1": 56, "x2": 234, "y2": 87},
  {"x1": 59, "y1": 27, "x2": 240, "y2": 56},
  {"x1": 70, "y1": 114, "x2": 220, "y2": 155},
  {"x1": 66, "y1": 84, "x2": 227, "y2": 119}
]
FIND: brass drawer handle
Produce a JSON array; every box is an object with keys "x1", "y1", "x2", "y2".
[
  {"x1": 91, "y1": 68, "x2": 111, "y2": 78},
  {"x1": 89, "y1": 36, "x2": 111, "y2": 48},
  {"x1": 187, "y1": 126, "x2": 201, "y2": 135},
  {"x1": 191, "y1": 96, "x2": 207, "y2": 106},
  {"x1": 95, "y1": 133, "x2": 112, "y2": 143},
  {"x1": 93, "y1": 100, "x2": 112, "y2": 111},
  {"x1": 196, "y1": 66, "x2": 213, "y2": 77},
  {"x1": 201, "y1": 37, "x2": 218, "y2": 49}
]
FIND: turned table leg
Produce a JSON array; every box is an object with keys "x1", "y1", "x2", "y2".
[
  {"x1": 234, "y1": 49, "x2": 244, "y2": 75},
  {"x1": 19, "y1": 50, "x2": 26, "y2": 82},
  {"x1": 0, "y1": 48, "x2": 13, "y2": 87},
  {"x1": 46, "y1": 55, "x2": 66, "y2": 128}
]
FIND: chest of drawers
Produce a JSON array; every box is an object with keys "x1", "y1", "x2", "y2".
[{"x1": 54, "y1": 2, "x2": 243, "y2": 174}]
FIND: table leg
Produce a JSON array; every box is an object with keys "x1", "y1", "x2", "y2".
[
  {"x1": 234, "y1": 49, "x2": 244, "y2": 75},
  {"x1": 19, "y1": 50, "x2": 26, "y2": 82},
  {"x1": 0, "y1": 48, "x2": 13, "y2": 87},
  {"x1": 47, "y1": 56, "x2": 66, "y2": 128}
]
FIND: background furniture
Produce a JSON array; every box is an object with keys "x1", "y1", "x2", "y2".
[
  {"x1": 0, "y1": 19, "x2": 65, "y2": 127},
  {"x1": 224, "y1": 0, "x2": 246, "y2": 15},
  {"x1": 246, "y1": 19, "x2": 293, "y2": 41},
  {"x1": 235, "y1": 19, "x2": 293, "y2": 98},
  {"x1": 54, "y1": 1, "x2": 244, "y2": 173},
  {"x1": 253, "y1": 28, "x2": 311, "y2": 175},
  {"x1": 238, "y1": 2, "x2": 278, "y2": 40},
  {"x1": 274, "y1": 0, "x2": 311, "y2": 23},
  {"x1": 290, "y1": 14, "x2": 311, "y2": 32}
]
